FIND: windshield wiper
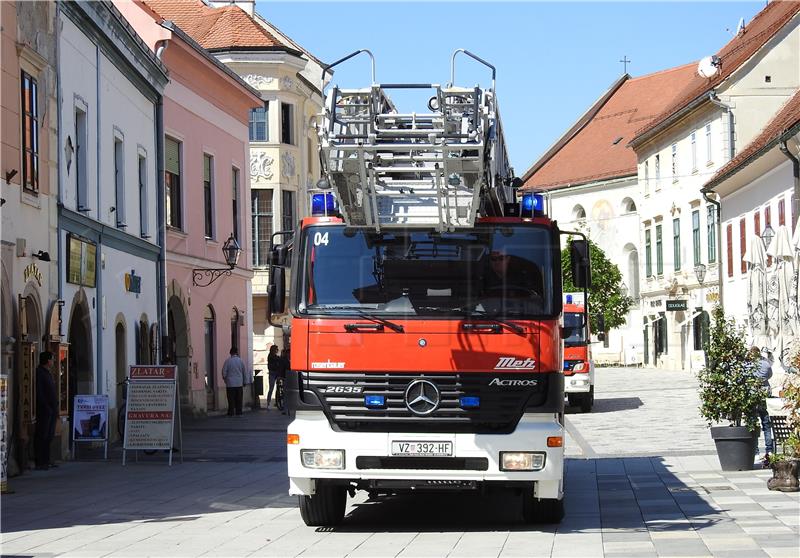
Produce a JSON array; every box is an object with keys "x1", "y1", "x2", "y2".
[
  {"x1": 312, "y1": 305, "x2": 405, "y2": 333},
  {"x1": 459, "y1": 310, "x2": 525, "y2": 335}
]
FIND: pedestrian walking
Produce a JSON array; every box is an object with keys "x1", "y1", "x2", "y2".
[
  {"x1": 34, "y1": 351, "x2": 58, "y2": 470},
  {"x1": 266, "y1": 345, "x2": 281, "y2": 410},
  {"x1": 222, "y1": 347, "x2": 246, "y2": 416},
  {"x1": 751, "y1": 346, "x2": 776, "y2": 464}
]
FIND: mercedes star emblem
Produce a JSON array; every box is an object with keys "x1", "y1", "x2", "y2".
[{"x1": 404, "y1": 379, "x2": 440, "y2": 415}]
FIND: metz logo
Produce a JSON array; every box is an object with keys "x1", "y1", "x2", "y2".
[{"x1": 494, "y1": 357, "x2": 536, "y2": 370}]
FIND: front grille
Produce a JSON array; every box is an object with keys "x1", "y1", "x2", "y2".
[
  {"x1": 356, "y1": 456, "x2": 489, "y2": 471},
  {"x1": 301, "y1": 372, "x2": 546, "y2": 433}
]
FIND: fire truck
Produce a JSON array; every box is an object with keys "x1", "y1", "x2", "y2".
[
  {"x1": 267, "y1": 50, "x2": 591, "y2": 527},
  {"x1": 562, "y1": 293, "x2": 595, "y2": 413}
]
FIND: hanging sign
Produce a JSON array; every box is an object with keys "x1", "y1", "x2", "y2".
[
  {"x1": 72, "y1": 395, "x2": 108, "y2": 441},
  {"x1": 666, "y1": 299, "x2": 688, "y2": 311},
  {"x1": 123, "y1": 366, "x2": 177, "y2": 454}
]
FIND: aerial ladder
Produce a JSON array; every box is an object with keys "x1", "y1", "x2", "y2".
[{"x1": 314, "y1": 49, "x2": 520, "y2": 232}]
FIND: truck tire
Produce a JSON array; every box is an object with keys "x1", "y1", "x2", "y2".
[
  {"x1": 579, "y1": 386, "x2": 594, "y2": 413},
  {"x1": 522, "y1": 491, "x2": 565, "y2": 524},
  {"x1": 298, "y1": 484, "x2": 347, "y2": 527}
]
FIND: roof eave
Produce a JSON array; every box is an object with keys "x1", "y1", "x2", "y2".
[
  {"x1": 207, "y1": 45, "x2": 304, "y2": 57},
  {"x1": 628, "y1": 92, "x2": 710, "y2": 150}
]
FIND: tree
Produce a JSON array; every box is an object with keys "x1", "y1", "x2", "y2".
[{"x1": 561, "y1": 238, "x2": 632, "y2": 334}]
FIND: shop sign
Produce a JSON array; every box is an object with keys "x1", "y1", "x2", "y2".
[
  {"x1": 123, "y1": 365, "x2": 177, "y2": 452},
  {"x1": 649, "y1": 299, "x2": 664, "y2": 308},
  {"x1": 666, "y1": 299, "x2": 688, "y2": 311},
  {"x1": 1, "y1": 374, "x2": 8, "y2": 493},
  {"x1": 23, "y1": 263, "x2": 42, "y2": 287},
  {"x1": 66, "y1": 234, "x2": 96, "y2": 288},
  {"x1": 706, "y1": 292, "x2": 720, "y2": 303},
  {"x1": 72, "y1": 395, "x2": 108, "y2": 441},
  {"x1": 124, "y1": 270, "x2": 141, "y2": 294}
]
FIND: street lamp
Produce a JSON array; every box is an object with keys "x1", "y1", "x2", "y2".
[
  {"x1": 193, "y1": 233, "x2": 241, "y2": 287},
  {"x1": 761, "y1": 224, "x2": 775, "y2": 252}
]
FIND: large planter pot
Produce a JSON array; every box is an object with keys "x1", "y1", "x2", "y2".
[
  {"x1": 710, "y1": 426, "x2": 758, "y2": 471},
  {"x1": 767, "y1": 459, "x2": 800, "y2": 492}
]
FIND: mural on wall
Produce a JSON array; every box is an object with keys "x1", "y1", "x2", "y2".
[
  {"x1": 591, "y1": 199, "x2": 615, "y2": 248},
  {"x1": 281, "y1": 152, "x2": 296, "y2": 179}
]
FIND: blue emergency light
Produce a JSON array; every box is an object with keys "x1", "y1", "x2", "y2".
[
  {"x1": 460, "y1": 396, "x2": 480, "y2": 409},
  {"x1": 566, "y1": 294, "x2": 573, "y2": 304},
  {"x1": 311, "y1": 192, "x2": 338, "y2": 216},
  {"x1": 520, "y1": 192, "x2": 545, "y2": 217},
  {"x1": 364, "y1": 394, "x2": 386, "y2": 408}
]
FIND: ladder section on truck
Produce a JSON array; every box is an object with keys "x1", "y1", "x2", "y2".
[{"x1": 319, "y1": 84, "x2": 497, "y2": 231}]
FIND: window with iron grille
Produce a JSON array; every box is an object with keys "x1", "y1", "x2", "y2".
[
  {"x1": 21, "y1": 72, "x2": 39, "y2": 194},
  {"x1": 251, "y1": 189, "x2": 273, "y2": 267}
]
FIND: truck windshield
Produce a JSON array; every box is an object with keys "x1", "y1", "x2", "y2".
[
  {"x1": 298, "y1": 225, "x2": 557, "y2": 318},
  {"x1": 564, "y1": 312, "x2": 587, "y2": 346}
]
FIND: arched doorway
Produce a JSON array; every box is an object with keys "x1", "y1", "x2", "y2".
[
  {"x1": 167, "y1": 296, "x2": 190, "y2": 408},
  {"x1": 230, "y1": 307, "x2": 241, "y2": 354},
  {"x1": 114, "y1": 320, "x2": 126, "y2": 441},
  {"x1": 67, "y1": 293, "x2": 93, "y2": 442},
  {"x1": 204, "y1": 305, "x2": 216, "y2": 411},
  {"x1": 16, "y1": 288, "x2": 43, "y2": 471}
]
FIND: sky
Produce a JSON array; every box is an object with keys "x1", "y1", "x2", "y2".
[{"x1": 256, "y1": 1, "x2": 765, "y2": 175}]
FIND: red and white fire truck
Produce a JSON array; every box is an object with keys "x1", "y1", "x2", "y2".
[
  {"x1": 563, "y1": 292, "x2": 595, "y2": 413},
  {"x1": 267, "y1": 50, "x2": 591, "y2": 526}
]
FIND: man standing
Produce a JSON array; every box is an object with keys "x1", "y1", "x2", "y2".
[
  {"x1": 752, "y1": 346, "x2": 776, "y2": 464},
  {"x1": 34, "y1": 351, "x2": 58, "y2": 470},
  {"x1": 222, "y1": 347, "x2": 246, "y2": 416}
]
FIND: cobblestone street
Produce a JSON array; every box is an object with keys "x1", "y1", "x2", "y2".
[{"x1": 2, "y1": 367, "x2": 798, "y2": 557}]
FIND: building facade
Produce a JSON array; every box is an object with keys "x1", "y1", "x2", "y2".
[
  {"x1": 117, "y1": 1, "x2": 262, "y2": 416},
  {"x1": 57, "y1": 0, "x2": 167, "y2": 439},
  {"x1": 629, "y1": 1, "x2": 800, "y2": 370},
  {"x1": 1, "y1": 0, "x2": 60, "y2": 475}
]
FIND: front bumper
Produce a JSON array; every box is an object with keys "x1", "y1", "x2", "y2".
[
  {"x1": 287, "y1": 411, "x2": 564, "y2": 499},
  {"x1": 564, "y1": 374, "x2": 591, "y2": 393}
]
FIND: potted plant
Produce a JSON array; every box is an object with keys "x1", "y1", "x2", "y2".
[
  {"x1": 767, "y1": 345, "x2": 800, "y2": 491},
  {"x1": 698, "y1": 307, "x2": 766, "y2": 471}
]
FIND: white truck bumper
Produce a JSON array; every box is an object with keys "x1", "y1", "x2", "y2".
[
  {"x1": 564, "y1": 374, "x2": 592, "y2": 393},
  {"x1": 287, "y1": 411, "x2": 564, "y2": 500}
]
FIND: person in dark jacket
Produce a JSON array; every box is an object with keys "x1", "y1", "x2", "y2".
[
  {"x1": 751, "y1": 346, "x2": 775, "y2": 464},
  {"x1": 34, "y1": 351, "x2": 58, "y2": 470},
  {"x1": 266, "y1": 345, "x2": 281, "y2": 410}
]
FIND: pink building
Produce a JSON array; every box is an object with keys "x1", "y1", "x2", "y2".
[{"x1": 117, "y1": 1, "x2": 262, "y2": 414}]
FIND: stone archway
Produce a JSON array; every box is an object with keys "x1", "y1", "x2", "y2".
[
  {"x1": 167, "y1": 280, "x2": 191, "y2": 409},
  {"x1": 67, "y1": 290, "x2": 93, "y2": 397}
]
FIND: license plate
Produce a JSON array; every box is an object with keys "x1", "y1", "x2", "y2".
[{"x1": 391, "y1": 441, "x2": 453, "y2": 457}]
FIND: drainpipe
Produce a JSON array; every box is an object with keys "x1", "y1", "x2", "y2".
[
  {"x1": 708, "y1": 92, "x2": 735, "y2": 161},
  {"x1": 55, "y1": 3, "x2": 64, "y2": 322},
  {"x1": 155, "y1": 40, "x2": 168, "y2": 363},
  {"x1": 701, "y1": 188, "x2": 723, "y2": 311},
  {"x1": 779, "y1": 140, "x2": 799, "y2": 230},
  {"x1": 95, "y1": 43, "x2": 103, "y2": 395}
]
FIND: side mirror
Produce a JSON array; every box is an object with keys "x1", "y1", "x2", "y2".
[
  {"x1": 596, "y1": 331, "x2": 606, "y2": 343},
  {"x1": 595, "y1": 313, "x2": 605, "y2": 333},
  {"x1": 268, "y1": 266, "x2": 286, "y2": 314},
  {"x1": 268, "y1": 244, "x2": 289, "y2": 267},
  {"x1": 570, "y1": 239, "x2": 591, "y2": 289}
]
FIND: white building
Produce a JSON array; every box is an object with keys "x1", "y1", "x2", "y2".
[
  {"x1": 628, "y1": 1, "x2": 800, "y2": 370},
  {"x1": 57, "y1": 1, "x2": 167, "y2": 419},
  {"x1": 703, "y1": 91, "x2": 799, "y2": 379},
  {"x1": 523, "y1": 65, "x2": 696, "y2": 365}
]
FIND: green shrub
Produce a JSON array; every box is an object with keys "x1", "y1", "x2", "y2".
[{"x1": 697, "y1": 306, "x2": 766, "y2": 432}]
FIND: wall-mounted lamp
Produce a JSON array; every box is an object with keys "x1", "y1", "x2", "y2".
[
  {"x1": 33, "y1": 250, "x2": 51, "y2": 262},
  {"x1": 192, "y1": 233, "x2": 241, "y2": 287},
  {"x1": 5, "y1": 169, "x2": 18, "y2": 183}
]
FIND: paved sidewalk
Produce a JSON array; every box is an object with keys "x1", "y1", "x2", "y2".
[{"x1": 2, "y1": 370, "x2": 799, "y2": 557}]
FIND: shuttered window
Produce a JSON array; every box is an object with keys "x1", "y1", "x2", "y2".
[
  {"x1": 165, "y1": 137, "x2": 182, "y2": 229},
  {"x1": 727, "y1": 223, "x2": 733, "y2": 277},
  {"x1": 779, "y1": 197, "x2": 785, "y2": 226},
  {"x1": 739, "y1": 218, "x2": 746, "y2": 274},
  {"x1": 754, "y1": 210, "x2": 761, "y2": 238}
]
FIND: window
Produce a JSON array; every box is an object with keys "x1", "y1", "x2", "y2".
[
  {"x1": 764, "y1": 205, "x2": 772, "y2": 265},
  {"x1": 656, "y1": 224, "x2": 663, "y2": 275},
  {"x1": 655, "y1": 313, "x2": 668, "y2": 356},
  {"x1": 204, "y1": 154, "x2": 214, "y2": 238},
  {"x1": 75, "y1": 107, "x2": 88, "y2": 210},
  {"x1": 230, "y1": 308, "x2": 240, "y2": 353},
  {"x1": 281, "y1": 103, "x2": 294, "y2": 145},
  {"x1": 726, "y1": 223, "x2": 733, "y2": 277},
  {"x1": 282, "y1": 190, "x2": 295, "y2": 231},
  {"x1": 779, "y1": 197, "x2": 785, "y2": 226},
  {"x1": 754, "y1": 210, "x2": 761, "y2": 238},
  {"x1": 644, "y1": 160, "x2": 650, "y2": 194},
  {"x1": 138, "y1": 154, "x2": 149, "y2": 238},
  {"x1": 645, "y1": 229, "x2": 652, "y2": 278},
  {"x1": 673, "y1": 218, "x2": 681, "y2": 271},
  {"x1": 251, "y1": 189, "x2": 273, "y2": 267},
  {"x1": 707, "y1": 206, "x2": 717, "y2": 263},
  {"x1": 114, "y1": 136, "x2": 125, "y2": 228},
  {"x1": 655, "y1": 154, "x2": 661, "y2": 188},
  {"x1": 691, "y1": 131, "x2": 697, "y2": 172},
  {"x1": 706, "y1": 122, "x2": 712, "y2": 163},
  {"x1": 21, "y1": 72, "x2": 39, "y2": 194},
  {"x1": 693, "y1": 310, "x2": 710, "y2": 351},
  {"x1": 165, "y1": 137, "x2": 182, "y2": 229},
  {"x1": 232, "y1": 167, "x2": 240, "y2": 241},
  {"x1": 249, "y1": 103, "x2": 268, "y2": 142},
  {"x1": 692, "y1": 210, "x2": 700, "y2": 266},
  {"x1": 671, "y1": 143, "x2": 678, "y2": 182},
  {"x1": 739, "y1": 217, "x2": 746, "y2": 274}
]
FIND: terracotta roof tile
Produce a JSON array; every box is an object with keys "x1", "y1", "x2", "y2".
[
  {"x1": 631, "y1": 0, "x2": 800, "y2": 144},
  {"x1": 523, "y1": 64, "x2": 697, "y2": 191},
  {"x1": 141, "y1": 0, "x2": 284, "y2": 50},
  {"x1": 707, "y1": 90, "x2": 800, "y2": 187}
]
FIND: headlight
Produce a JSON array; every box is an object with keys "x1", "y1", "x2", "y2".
[
  {"x1": 500, "y1": 451, "x2": 546, "y2": 471},
  {"x1": 300, "y1": 449, "x2": 345, "y2": 469},
  {"x1": 572, "y1": 361, "x2": 586, "y2": 372}
]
